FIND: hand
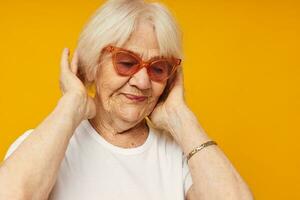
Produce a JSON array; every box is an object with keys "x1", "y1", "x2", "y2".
[
  {"x1": 149, "y1": 67, "x2": 190, "y2": 142},
  {"x1": 59, "y1": 48, "x2": 96, "y2": 121}
]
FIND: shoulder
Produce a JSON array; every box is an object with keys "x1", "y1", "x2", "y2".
[{"x1": 4, "y1": 129, "x2": 34, "y2": 160}]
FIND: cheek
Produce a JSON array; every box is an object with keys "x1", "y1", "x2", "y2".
[
  {"x1": 95, "y1": 60, "x2": 167, "y2": 118},
  {"x1": 151, "y1": 81, "x2": 167, "y2": 100},
  {"x1": 139, "y1": 81, "x2": 166, "y2": 114},
  {"x1": 95, "y1": 62, "x2": 129, "y2": 105}
]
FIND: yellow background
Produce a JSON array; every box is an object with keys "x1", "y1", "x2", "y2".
[{"x1": 0, "y1": 0, "x2": 299, "y2": 199}]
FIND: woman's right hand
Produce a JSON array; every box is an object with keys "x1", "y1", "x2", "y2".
[{"x1": 59, "y1": 48, "x2": 96, "y2": 122}]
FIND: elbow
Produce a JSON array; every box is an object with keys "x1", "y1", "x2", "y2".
[
  {"x1": 241, "y1": 187, "x2": 255, "y2": 200},
  {"x1": 0, "y1": 171, "x2": 50, "y2": 200},
  {"x1": 216, "y1": 187, "x2": 254, "y2": 200},
  {"x1": 0, "y1": 188, "x2": 28, "y2": 200},
  {"x1": 217, "y1": 182, "x2": 255, "y2": 200},
  {"x1": 0, "y1": 189, "x2": 49, "y2": 200},
  {"x1": 234, "y1": 181, "x2": 255, "y2": 200},
  {"x1": 0, "y1": 181, "x2": 49, "y2": 200}
]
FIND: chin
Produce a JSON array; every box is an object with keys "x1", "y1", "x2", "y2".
[{"x1": 116, "y1": 106, "x2": 147, "y2": 124}]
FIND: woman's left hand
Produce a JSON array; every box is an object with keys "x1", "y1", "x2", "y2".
[{"x1": 149, "y1": 67, "x2": 192, "y2": 142}]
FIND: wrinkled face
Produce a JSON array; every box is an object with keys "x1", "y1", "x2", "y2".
[{"x1": 94, "y1": 21, "x2": 167, "y2": 125}]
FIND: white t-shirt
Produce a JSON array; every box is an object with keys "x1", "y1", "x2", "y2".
[{"x1": 4, "y1": 120, "x2": 193, "y2": 200}]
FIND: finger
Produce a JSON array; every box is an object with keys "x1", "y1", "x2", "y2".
[
  {"x1": 59, "y1": 80, "x2": 66, "y2": 95},
  {"x1": 176, "y1": 66, "x2": 185, "y2": 99},
  {"x1": 174, "y1": 66, "x2": 184, "y2": 87},
  {"x1": 168, "y1": 66, "x2": 185, "y2": 99},
  {"x1": 70, "y1": 49, "x2": 79, "y2": 74},
  {"x1": 168, "y1": 66, "x2": 183, "y2": 92},
  {"x1": 60, "y1": 48, "x2": 70, "y2": 75}
]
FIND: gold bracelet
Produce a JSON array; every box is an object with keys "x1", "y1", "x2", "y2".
[{"x1": 186, "y1": 141, "x2": 217, "y2": 162}]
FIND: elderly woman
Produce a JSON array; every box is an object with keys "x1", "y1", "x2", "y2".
[{"x1": 0, "y1": 0, "x2": 253, "y2": 199}]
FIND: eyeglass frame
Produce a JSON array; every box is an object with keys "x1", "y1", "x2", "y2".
[{"x1": 101, "y1": 45, "x2": 182, "y2": 82}]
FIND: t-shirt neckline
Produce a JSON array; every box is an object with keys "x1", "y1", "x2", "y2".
[{"x1": 82, "y1": 120, "x2": 154, "y2": 155}]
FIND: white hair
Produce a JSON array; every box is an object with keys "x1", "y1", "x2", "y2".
[{"x1": 77, "y1": 0, "x2": 183, "y2": 86}]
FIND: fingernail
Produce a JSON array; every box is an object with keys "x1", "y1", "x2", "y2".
[{"x1": 65, "y1": 48, "x2": 69, "y2": 55}]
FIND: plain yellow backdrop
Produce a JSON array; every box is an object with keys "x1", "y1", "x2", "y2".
[{"x1": 0, "y1": 0, "x2": 299, "y2": 199}]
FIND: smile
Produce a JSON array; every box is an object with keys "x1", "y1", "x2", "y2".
[{"x1": 122, "y1": 93, "x2": 147, "y2": 102}]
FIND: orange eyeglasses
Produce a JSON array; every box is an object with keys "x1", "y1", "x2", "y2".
[{"x1": 103, "y1": 45, "x2": 181, "y2": 83}]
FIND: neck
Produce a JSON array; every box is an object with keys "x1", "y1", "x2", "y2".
[{"x1": 88, "y1": 111, "x2": 149, "y2": 149}]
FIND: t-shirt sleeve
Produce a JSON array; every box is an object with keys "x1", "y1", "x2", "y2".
[
  {"x1": 182, "y1": 152, "x2": 193, "y2": 196},
  {"x1": 3, "y1": 129, "x2": 34, "y2": 161}
]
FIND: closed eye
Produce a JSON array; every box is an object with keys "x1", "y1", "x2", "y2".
[
  {"x1": 152, "y1": 67, "x2": 164, "y2": 74},
  {"x1": 118, "y1": 61, "x2": 137, "y2": 67}
]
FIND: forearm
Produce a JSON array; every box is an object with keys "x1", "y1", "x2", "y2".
[
  {"x1": 168, "y1": 105, "x2": 254, "y2": 200},
  {"x1": 0, "y1": 93, "x2": 84, "y2": 200}
]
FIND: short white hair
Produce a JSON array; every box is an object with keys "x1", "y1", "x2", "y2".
[{"x1": 77, "y1": 0, "x2": 183, "y2": 85}]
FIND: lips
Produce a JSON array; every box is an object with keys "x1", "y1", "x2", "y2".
[{"x1": 122, "y1": 93, "x2": 147, "y2": 102}]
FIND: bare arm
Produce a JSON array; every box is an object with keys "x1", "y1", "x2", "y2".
[
  {"x1": 173, "y1": 106, "x2": 254, "y2": 200},
  {"x1": 0, "y1": 48, "x2": 95, "y2": 200},
  {"x1": 149, "y1": 67, "x2": 253, "y2": 200},
  {"x1": 0, "y1": 94, "x2": 82, "y2": 199}
]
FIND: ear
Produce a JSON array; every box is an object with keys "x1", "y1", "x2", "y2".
[
  {"x1": 77, "y1": 48, "x2": 101, "y2": 85},
  {"x1": 84, "y1": 66, "x2": 98, "y2": 98},
  {"x1": 86, "y1": 51, "x2": 107, "y2": 84}
]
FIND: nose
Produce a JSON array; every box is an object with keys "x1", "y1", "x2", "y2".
[{"x1": 128, "y1": 67, "x2": 151, "y2": 90}]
